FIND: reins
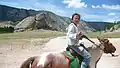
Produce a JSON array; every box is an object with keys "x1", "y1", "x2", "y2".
[{"x1": 81, "y1": 35, "x2": 103, "y2": 50}]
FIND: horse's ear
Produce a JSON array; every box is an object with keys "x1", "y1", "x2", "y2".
[
  {"x1": 97, "y1": 37, "x2": 104, "y2": 43},
  {"x1": 104, "y1": 39, "x2": 109, "y2": 43},
  {"x1": 97, "y1": 36, "x2": 100, "y2": 40}
]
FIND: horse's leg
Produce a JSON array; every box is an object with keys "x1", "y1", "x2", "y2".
[{"x1": 95, "y1": 57, "x2": 101, "y2": 68}]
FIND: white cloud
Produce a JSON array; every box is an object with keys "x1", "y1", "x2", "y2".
[
  {"x1": 91, "y1": 4, "x2": 120, "y2": 10},
  {"x1": 82, "y1": 14, "x2": 114, "y2": 22},
  {"x1": 103, "y1": 17, "x2": 120, "y2": 22},
  {"x1": 108, "y1": 13, "x2": 116, "y2": 16},
  {"x1": 91, "y1": 5, "x2": 101, "y2": 8},
  {"x1": 83, "y1": 13, "x2": 120, "y2": 22},
  {"x1": 102, "y1": 4, "x2": 120, "y2": 10},
  {"x1": 83, "y1": 14, "x2": 106, "y2": 19},
  {"x1": 103, "y1": 19, "x2": 114, "y2": 22},
  {"x1": 115, "y1": 16, "x2": 119, "y2": 18},
  {"x1": 63, "y1": 0, "x2": 87, "y2": 8}
]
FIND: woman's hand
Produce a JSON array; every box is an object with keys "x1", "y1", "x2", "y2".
[{"x1": 76, "y1": 32, "x2": 83, "y2": 39}]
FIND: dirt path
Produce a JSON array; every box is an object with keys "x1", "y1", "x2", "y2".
[
  {"x1": 0, "y1": 37, "x2": 120, "y2": 68},
  {"x1": 42, "y1": 37, "x2": 120, "y2": 68}
]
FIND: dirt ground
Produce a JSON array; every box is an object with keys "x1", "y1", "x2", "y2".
[{"x1": 0, "y1": 37, "x2": 120, "y2": 68}]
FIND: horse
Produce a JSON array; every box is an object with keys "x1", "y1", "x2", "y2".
[{"x1": 20, "y1": 37, "x2": 113, "y2": 68}]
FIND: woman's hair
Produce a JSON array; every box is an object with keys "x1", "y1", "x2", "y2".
[{"x1": 71, "y1": 13, "x2": 81, "y2": 20}]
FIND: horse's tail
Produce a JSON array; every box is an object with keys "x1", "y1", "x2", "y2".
[{"x1": 20, "y1": 56, "x2": 37, "y2": 68}]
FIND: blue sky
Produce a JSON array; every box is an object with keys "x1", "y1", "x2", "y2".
[{"x1": 0, "y1": 0, "x2": 120, "y2": 22}]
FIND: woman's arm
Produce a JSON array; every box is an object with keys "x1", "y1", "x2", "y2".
[{"x1": 67, "y1": 25, "x2": 77, "y2": 40}]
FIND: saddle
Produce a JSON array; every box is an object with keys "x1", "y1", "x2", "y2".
[
  {"x1": 66, "y1": 43, "x2": 88, "y2": 57},
  {"x1": 65, "y1": 44, "x2": 90, "y2": 68},
  {"x1": 66, "y1": 44, "x2": 87, "y2": 67},
  {"x1": 63, "y1": 51, "x2": 81, "y2": 68}
]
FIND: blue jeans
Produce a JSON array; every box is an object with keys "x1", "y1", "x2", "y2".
[{"x1": 78, "y1": 46, "x2": 91, "y2": 68}]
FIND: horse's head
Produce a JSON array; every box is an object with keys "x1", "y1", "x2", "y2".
[
  {"x1": 97, "y1": 37, "x2": 116, "y2": 53},
  {"x1": 97, "y1": 37, "x2": 108, "y2": 48}
]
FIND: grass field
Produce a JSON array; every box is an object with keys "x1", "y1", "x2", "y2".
[
  {"x1": 0, "y1": 30, "x2": 65, "y2": 44},
  {"x1": 0, "y1": 30, "x2": 65, "y2": 40},
  {"x1": 86, "y1": 31, "x2": 120, "y2": 38},
  {"x1": 0, "y1": 30, "x2": 120, "y2": 43}
]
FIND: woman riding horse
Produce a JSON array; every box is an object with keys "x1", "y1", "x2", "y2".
[{"x1": 66, "y1": 13, "x2": 91, "y2": 68}]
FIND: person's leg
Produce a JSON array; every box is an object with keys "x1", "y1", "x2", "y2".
[
  {"x1": 78, "y1": 47, "x2": 91, "y2": 68},
  {"x1": 81, "y1": 57, "x2": 91, "y2": 68},
  {"x1": 81, "y1": 62, "x2": 88, "y2": 68}
]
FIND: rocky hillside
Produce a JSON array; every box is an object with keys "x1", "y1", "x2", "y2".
[
  {"x1": 86, "y1": 21, "x2": 112, "y2": 31},
  {"x1": 0, "y1": 4, "x2": 112, "y2": 32},
  {"x1": 0, "y1": 4, "x2": 40, "y2": 21},
  {"x1": 109, "y1": 22, "x2": 120, "y2": 32},
  {"x1": 14, "y1": 11, "x2": 95, "y2": 32}
]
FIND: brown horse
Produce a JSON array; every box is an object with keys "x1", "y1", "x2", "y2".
[{"x1": 20, "y1": 37, "x2": 114, "y2": 68}]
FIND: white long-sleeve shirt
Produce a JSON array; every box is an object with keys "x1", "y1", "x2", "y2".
[
  {"x1": 66, "y1": 23, "x2": 82, "y2": 46},
  {"x1": 66, "y1": 23, "x2": 92, "y2": 59}
]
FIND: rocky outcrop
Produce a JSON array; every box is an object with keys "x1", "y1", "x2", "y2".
[
  {"x1": 0, "y1": 21, "x2": 14, "y2": 27},
  {"x1": 14, "y1": 11, "x2": 95, "y2": 32},
  {"x1": 14, "y1": 11, "x2": 71, "y2": 32}
]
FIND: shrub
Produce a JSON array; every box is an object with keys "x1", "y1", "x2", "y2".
[{"x1": 0, "y1": 26, "x2": 14, "y2": 33}]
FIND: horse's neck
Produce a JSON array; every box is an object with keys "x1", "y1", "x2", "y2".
[
  {"x1": 89, "y1": 46, "x2": 102, "y2": 53},
  {"x1": 88, "y1": 45, "x2": 103, "y2": 68},
  {"x1": 87, "y1": 45, "x2": 103, "y2": 54}
]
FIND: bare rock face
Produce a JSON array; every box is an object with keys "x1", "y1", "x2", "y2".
[
  {"x1": 14, "y1": 11, "x2": 96, "y2": 32},
  {"x1": 14, "y1": 11, "x2": 71, "y2": 32},
  {"x1": 14, "y1": 16, "x2": 35, "y2": 32}
]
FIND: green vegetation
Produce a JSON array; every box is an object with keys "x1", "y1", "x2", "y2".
[
  {"x1": 86, "y1": 31, "x2": 103, "y2": 38},
  {"x1": 116, "y1": 21, "x2": 120, "y2": 29},
  {"x1": 105, "y1": 21, "x2": 120, "y2": 30},
  {"x1": 101, "y1": 32, "x2": 120, "y2": 38},
  {"x1": 116, "y1": 21, "x2": 120, "y2": 24},
  {"x1": 0, "y1": 21, "x2": 19, "y2": 34},
  {"x1": 105, "y1": 23, "x2": 115, "y2": 30},
  {"x1": 0, "y1": 27, "x2": 14, "y2": 33},
  {"x1": 0, "y1": 30, "x2": 120, "y2": 43}
]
